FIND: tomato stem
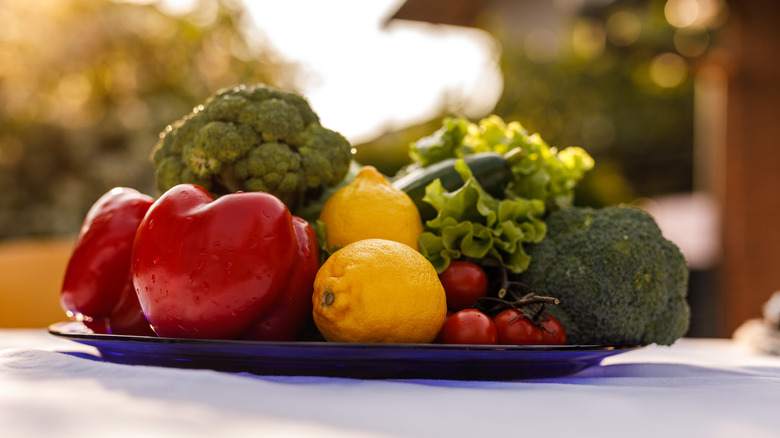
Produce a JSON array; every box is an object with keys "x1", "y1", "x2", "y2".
[
  {"x1": 474, "y1": 256, "x2": 560, "y2": 323},
  {"x1": 479, "y1": 293, "x2": 559, "y2": 311}
]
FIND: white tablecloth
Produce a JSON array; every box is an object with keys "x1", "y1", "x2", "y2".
[{"x1": 2, "y1": 329, "x2": 779, "y2": 438}]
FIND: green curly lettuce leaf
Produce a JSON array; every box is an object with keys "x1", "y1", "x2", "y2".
[
  {"x1": 505, "y1": 131, "x2": 593, "y2": 211},
  {"x1": 409, "y1": 115, "x2": 594, "y2": 212},
  {"x1": 408, "y1": 117, "x2": 469, "y2": 166},
  {"x1": 419, "y1": 160, "x2": 546, "y2": 273}
]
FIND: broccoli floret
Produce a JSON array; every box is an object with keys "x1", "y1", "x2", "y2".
[
  {"x1": 150, "y1": 84, "x2": 353, "y2": 212},
  {"x1": 519, "y1": 205, "x2": 690, "y2": 346}
]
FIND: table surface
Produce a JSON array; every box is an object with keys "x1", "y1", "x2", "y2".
[{"x1": 2, "y1": 329, "x2": 780, "y2": 438}]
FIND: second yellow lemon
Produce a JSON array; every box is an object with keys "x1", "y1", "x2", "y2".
[
  {"x1": 312, "y1": 239, "x2": 447, "y2": 343},
  {"x1": 318, "y1": 165, "x2": 423, "y2": 250}
]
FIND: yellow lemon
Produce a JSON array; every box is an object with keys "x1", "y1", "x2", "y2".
[
  {"x1": 312, "y1": 239, "x2": 447, "y2": 343},
  {"x1": 318, "y1": 165, "x2": 423, "y2": 250}
]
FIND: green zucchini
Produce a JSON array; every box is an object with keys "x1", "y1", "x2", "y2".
[{"x1": 392, "y1": 152, "x2": 514, "y2": 221}]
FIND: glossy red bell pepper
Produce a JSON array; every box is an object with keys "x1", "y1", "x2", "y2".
[
  {"x1": 131, "y1": 184, "x2": 319, "y2": 340},
  {"x1": 60, "y1": 187, "x2": 156, "y2": 336},
  {"x1": 239, "y1": 216, "x2": 320, "y2": 341}
]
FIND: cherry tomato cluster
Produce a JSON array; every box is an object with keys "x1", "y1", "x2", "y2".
[{"x1": 436, "y1": 261, "x2": 566, "y2": 346}]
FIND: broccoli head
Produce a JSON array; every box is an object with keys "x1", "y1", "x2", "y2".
[
  {"x1": 150, "y1": 84, "x2": 353, "y2": 212},
  {"x1": 519, "y1": 205, "x2": 690, "y2": 346}
]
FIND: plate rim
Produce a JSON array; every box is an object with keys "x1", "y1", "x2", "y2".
[
  {"x1": 47, "y1": 321, "x2": 645, "y2": 380},
  {"x1": 48, "y1": 321, "x2": 643, "y2": 353}
]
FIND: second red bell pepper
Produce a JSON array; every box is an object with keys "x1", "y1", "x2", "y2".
[{"x1": 60, "y1": 187, "x2": 156, "y2": 336}]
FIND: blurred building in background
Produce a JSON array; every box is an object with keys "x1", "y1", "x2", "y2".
[{"x1": 715, "y1": 1, "x2": 780, "y2": 337}]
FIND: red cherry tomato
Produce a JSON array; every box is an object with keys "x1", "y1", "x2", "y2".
[
  {"x1": 437, "y1": 309, "x2": 497, "y2": 345},
  {"x1": 438, "y1": 261, "x2": 489, "y2": 311},
  {"x1": 493, "y1": 308, "x2": 544, "y2": 345},
  {"x1": 541, "y1": 314, "x2": 567, "y2": 345}
]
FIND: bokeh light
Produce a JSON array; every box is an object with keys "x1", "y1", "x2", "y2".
[
  {"x1": 664, "y1": 0, "x2": 728, "y2": 29},
  {"x1": 665, "y1": 0, "x2": 700, "y2": 28},
  {"x1": 572, "y1": 17, "x2": 606, "y2": 60},
  {"x1": 650, "y1": 52, "x2": 689, "y2": 88},
  {"x1": 606, "y1": 10, "x2": 642, "y2": 46}
]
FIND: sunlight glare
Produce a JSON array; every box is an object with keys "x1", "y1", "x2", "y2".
[{"x1": 244, "y1": 0, "x2": 502, "y2": 143}]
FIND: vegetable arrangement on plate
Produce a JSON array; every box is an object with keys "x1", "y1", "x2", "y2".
[{"x1": 60, "y1": 83, "x2": 691, "y2": 351}]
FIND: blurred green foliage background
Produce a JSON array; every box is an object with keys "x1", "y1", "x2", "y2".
[
  {"x1": 493, "y1": 0, "x2": 701, "y2": 208},
  {"x1": 0, "y1": 0, "x2": 294, "y2": 239},
  {"x1": 0, "y1": 0, "x2": 719, "y2": 239}
]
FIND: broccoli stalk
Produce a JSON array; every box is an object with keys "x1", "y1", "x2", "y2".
[
  {"x1": 151, "y1": 84, "x2": 353, "y2": 213},
  {"x1": 518, "y1": 205, "x2": 691, "y2": 346}
]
